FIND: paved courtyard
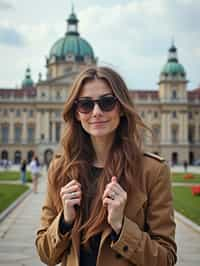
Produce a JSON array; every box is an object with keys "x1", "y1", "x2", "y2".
[{"x1": 0, "y1": 166, "x2": 200, "y2": 265}]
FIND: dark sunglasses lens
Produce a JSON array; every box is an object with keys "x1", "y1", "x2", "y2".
[
  {"x1": 77, "y1": 100, "x2": 94, "y2": 113},
  {"x1": 99, "y1": 97, "x2": 117, "y2": 111}
]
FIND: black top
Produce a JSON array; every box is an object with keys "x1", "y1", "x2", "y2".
[
  {"x1": 79, "y1": 166, "x2": 102, "y2": 266},
  {"x1": 21, "y1": 163, "x2": 26, "y2": 172}
]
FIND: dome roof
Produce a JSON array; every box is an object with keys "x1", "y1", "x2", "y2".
[
  {"x1": 50, "y1": 35, "x2": 95, "y2": 61},
  {"x1": 161, "y1": 61, "x2": 185, "y2": 76},
  {"x1": 49, "y1": 8, "x2": 95, "y2": 62},
  {"x1": 160, "y1": 44, "x2": 186, "y2": 77}
]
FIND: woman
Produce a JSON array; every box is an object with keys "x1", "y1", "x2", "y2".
[
  {"x1": 36, "y1": 66, "x2": 177, "y2": 266},
  {"x1": 30, "y1": 155, "x2": 41, "y2": 193},
  {"x1": 20, "y1": 159, "x2": 27, "y2": 184}
]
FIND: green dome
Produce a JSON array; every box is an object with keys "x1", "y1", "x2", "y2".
[
  {"x1": 50, "y1": 35, "x2": 95, "y2": 61},
  {"x1": 161, "y1": 62, "x2": 185, "y2": 76},
  {"x1": 160, "y1": 44, "x2": 186, "y2": 77},
  {"x1": 49, "y1": 8, "x2": 95, "y2": 62}
]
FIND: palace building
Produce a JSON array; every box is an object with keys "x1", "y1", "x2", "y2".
[{"x1": 0, "y1": 9, "x2": 200, "y2": 166}]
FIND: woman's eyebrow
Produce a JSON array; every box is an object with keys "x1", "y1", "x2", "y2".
[{"x1": 78, "y1": 93, "x2": 113, "y2": 99}]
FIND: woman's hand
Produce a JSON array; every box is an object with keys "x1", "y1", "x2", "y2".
[
  {"x1": 60, "y1": 179, "x2": 82, "y2": 224},
  {"x1": 102, "y1": 176, "x2": 127, "y2": 234}
]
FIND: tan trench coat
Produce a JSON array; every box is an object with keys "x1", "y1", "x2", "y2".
[{"x1": 35, "y1": 152, "x2": 177, "y2": 266}]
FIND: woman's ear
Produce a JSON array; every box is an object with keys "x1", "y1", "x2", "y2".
[{"x1": 120, "y1": 109, "x2": 124, "y2": 117}]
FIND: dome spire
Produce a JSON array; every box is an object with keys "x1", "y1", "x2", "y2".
[
  {"x1": 22, "y1": 66, "x2": 34, "y2": 88},
  {"x1": 168, "y1": 40, "x2": 178, "y2": 63},
  {"x1": 66, "y1": 4, "x2": 79, "y2": 36},
  {"x1": 72, "y1": 2, "x2": 74, "y2": 13}
]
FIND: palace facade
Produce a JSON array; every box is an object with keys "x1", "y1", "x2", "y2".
[{"x1": 0, "y1": 9, "x2": 200, "y2": 165}]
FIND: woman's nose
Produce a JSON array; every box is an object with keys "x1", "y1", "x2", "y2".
[{"x1": 92, "y1": 103, "x2": 103, "y2": 115}]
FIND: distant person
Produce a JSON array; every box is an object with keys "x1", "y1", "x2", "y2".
[
  {"x1": 183, "y1": 160, "x2": 188, "y2": 172},
  {"x1": 20, "y1": 159, "x2": 27, "y2": 184},
  {"x1": 30, "y1": 155, "x2": 41, "y2": 193}
]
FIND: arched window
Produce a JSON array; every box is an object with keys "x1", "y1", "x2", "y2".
[
  {"x1": 172, "y1": 152, "x2": 178, "y2": 165},
  {"x1": 1, "y1": 150, "x2": 8, "y2": 160},
  {"x1": 27, "y1": 150, "x2": 34, "y2": 163},
  {"x1": 14, "y1": 151, "x2": 21, "y2": 164}
]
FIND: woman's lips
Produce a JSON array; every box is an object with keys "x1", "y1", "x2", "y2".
[
  {"x1": 89, "y1": 121, "x2": 109, "y2": 127},
  {"x1": 90, "y1": 121, "x2": 108, "y2": 125}
]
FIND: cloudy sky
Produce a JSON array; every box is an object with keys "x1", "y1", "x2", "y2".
[{"x1": 0, "y1": 0, "x2": 199, "y2": 90}]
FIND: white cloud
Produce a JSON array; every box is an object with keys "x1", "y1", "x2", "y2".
[{"x1": 0, "y1": 0, "x2": 13, "y2": 10}]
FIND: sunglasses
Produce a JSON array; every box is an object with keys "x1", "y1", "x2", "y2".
[{"x1": 74, "y1": 95, "x2": 118, "y2": 114}]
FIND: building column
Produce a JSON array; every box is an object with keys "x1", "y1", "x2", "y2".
[
  {"x1": 52, "y1": 121, "x2": 56, "y2": 143},
  {"x1": 22, "y1": 112, "x2": 27, "y2": 144},
  {"x1": 161, "y1": 112, "x2": 167, "y2": 144},
  {"x1": 182, "y1": 112, "x2": 188, "y2": 144},
  {"x1": 167, "y1": 112, "x2": 171, "y2": 144},
  {"x1": 36, "y1": 111, "x2": 41, "y2": 144},
  {"x1": 44, "y1": 111, "x2": 50, "y2": 142},
  {"x1": 195, "y1": 122, "x2": 199, "y2": 143},
  {"x1": 9, "y1": 116, "x2": 14, "y2": 144}
]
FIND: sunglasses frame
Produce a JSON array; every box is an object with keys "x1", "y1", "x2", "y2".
[{"x1": 74, "y1": 95, "x2": 118, "y2": 114}]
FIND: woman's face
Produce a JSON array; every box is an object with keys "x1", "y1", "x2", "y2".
[{"x1": 75, "y1": 79, "x2": 121, "y2": 140}]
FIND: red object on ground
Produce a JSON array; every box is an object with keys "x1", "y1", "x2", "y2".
[
  {"x1": 184, "y1": 173, "x2": 194, "y2": 179},
  {"x1": 191, "y1": 186, "x2": 200, "y2": 196}
]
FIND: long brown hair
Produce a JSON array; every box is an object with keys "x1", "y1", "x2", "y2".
[{"x1": 51, "y1": 66, "x2": 148, "y2": 245}]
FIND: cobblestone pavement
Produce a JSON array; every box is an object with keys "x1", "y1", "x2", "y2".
[{"x1": 0, "y1": 168, "x2": 200, "y2": 266}]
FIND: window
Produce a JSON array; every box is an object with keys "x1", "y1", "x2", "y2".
[
  {"x1": 56, "y1": 92, "x2": 61, "y2": 99},
  {"x1": 154, "y1": 111, "x2": 158, "y2": 119},
  {"x1": 16, "y1": 109, "x2": 21, "y2": 117},
  {"x1": 27, "y1": 126, "x2": 35, "y2": 142},
  {"x1": 14, "y1": 125, "x2": 22, "y2": 143},
  {"x1": 172, "y1": 111, "x2": 177, "y2": 118},
  {"x1": 14, "y1": 150, "x2": 21, "y2": 164},
  {"x1": 188, "y1": 126, "x2": 195, "y2": 143},
  {"x1": 172, "y1": 90, "x2": 177, "y2": 99},
  {"x1": 55, "y1": 110, "x2": 61, "y2": 118},
  {"x1": 56, "y1": 122, "x2": 60, "y2": 142},
  {"x1": 3, "y1": 109, "x2": 8, "y2": 116},
  {"x1": 2, "y1": 125, "x2": 9, "y2": 144},
  {"x1": 152, "y1": 126, "x2": 160, "y2": 142},
  {"x1": 171, "y1": 127, "x2": 178, "y2": 144},
  {"x1": 188, "y1": 112, "x2": 192, "y2": 119},
  {"x1": 28, "y1": 110, "x2": 34, "y2": 117}
]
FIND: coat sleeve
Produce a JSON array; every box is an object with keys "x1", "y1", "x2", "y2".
[
  {"x1": 35, "y1": 160, "x2": 72, "y2": 265},
  {"x1": 111, "y1": 163, "x2": 177, "y2": 266}
]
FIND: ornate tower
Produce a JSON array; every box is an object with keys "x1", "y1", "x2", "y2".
[
  {"x1": 46, "y1": 7, "x2": 97, "y2": 79},
  {"x1": 158, "y1": 43, "x2": 189, "y2": 164},
  {"x1": 22, "y1": 67, "x2": 34, "y2": 88}
]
